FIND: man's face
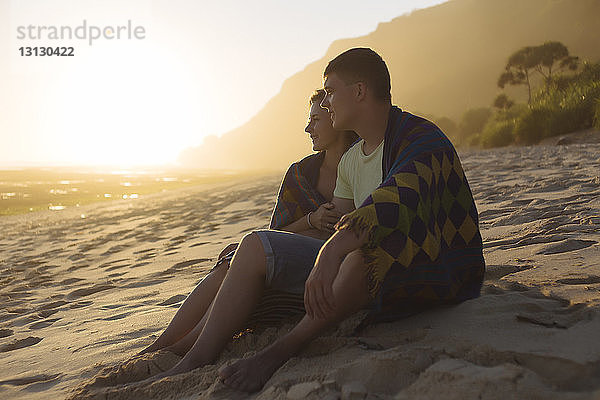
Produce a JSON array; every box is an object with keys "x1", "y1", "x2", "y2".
[{"x1": 320, "y1": 73, "x2": 357, "y2": 131}]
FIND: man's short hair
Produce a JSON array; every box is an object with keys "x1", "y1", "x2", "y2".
[{"x1": 324, "y1": 48, "x2": 391, "y2": 102}]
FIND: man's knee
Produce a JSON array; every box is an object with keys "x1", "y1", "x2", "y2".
[
  {"x1": 337, "y1": 250, "x2": 370, "y2": 292},
  {"x1": 341, "y1": 249, "x2": 367, "y2": 275},
  {"x1": 331, "y1": 249, "x2": 370, "y2": 312}
]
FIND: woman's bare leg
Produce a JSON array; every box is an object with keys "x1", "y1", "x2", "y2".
[
  {"x1": 164, "y1": 299, "x2": 212, "y2": 356},
  {"x1": 153, "y1": 232, "x2": 267, "y2": 378},
  {"x1": 139, "y1": 261, "x2": 229, "y2": 354},
  {"x1": 219, "y1": 250, "x2": 370, "y2": 392}
]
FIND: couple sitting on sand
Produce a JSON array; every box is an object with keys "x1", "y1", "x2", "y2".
[{"x1": 140, "y1": 48, "x2": 486, "y2": 392}]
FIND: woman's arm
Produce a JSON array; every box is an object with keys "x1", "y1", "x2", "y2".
[
  {"x1": 280, "y1": 198, "x2": 354, "y2": 240},
  {"x1": 280, "y1": 202, "x2": 344, "y2": 239},
  {"x1": 279, "y1": 212, "x2": 313, "y2": 233}
]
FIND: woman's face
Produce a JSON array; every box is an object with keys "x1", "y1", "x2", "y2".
[{"x1": 304, "y1": 102, "x2": 341, "y2": 151}]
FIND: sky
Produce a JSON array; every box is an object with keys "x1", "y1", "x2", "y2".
[{"x1": 0, "y1": 0, "x2": 448, "y2": 167}]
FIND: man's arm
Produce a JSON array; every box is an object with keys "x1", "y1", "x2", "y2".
[
  {"x1": 331, "y1": 196, "x2": 355, "y2": 217},
  {"x1": 304, "y1": 227, "x2": 367, "y2": 319}
]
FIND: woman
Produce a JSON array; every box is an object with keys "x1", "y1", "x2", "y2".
[{"x1": 140, "y1": 89, "x2": 357, "y2": 356}]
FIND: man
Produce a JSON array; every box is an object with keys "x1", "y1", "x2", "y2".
[
  {"x1": 153, "y1": 48, "x2": 484, "y2": 392},
  {"x1": 217, "y1": 48, "x2": 485, "y2": 391}
]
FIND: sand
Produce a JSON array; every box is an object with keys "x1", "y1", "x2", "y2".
[{"x1": 1, "y1": 142, "x2": 599, "y2": 400}]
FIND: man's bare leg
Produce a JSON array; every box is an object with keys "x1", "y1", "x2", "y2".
[
  {"x1": 153, "y1": 232, "x2": 267, "y2": 378},
  {"x1": 219, "y1": 250, "x2": 370, "y2": 392},
  {"x1": 139, "y1": 261, "x2": 228, "y2": 355}
]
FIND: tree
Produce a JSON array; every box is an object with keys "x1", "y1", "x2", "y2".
[
  {"x1": 498, "y1": 46, "x2": 537, "y2": 103},
  {"x1": 493, "y1": 94, "x2": 514, "y2": 111},
  {"x1": 498, "y1": 41, "x2": 579, "y2": 103},
  {"x1": 534, "y1": 41, "x2": 579, "y2": 86}
]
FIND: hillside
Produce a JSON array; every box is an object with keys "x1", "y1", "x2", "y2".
[{"x1": 179, "y1": 0, "x2": 600, "y2": 170}]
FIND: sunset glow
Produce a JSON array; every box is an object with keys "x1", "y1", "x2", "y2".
[{"x1": 1, "y1": 0, "x2": 447, "y2": 167}]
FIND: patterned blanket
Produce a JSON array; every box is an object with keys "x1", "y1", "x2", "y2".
[
  {"x1": 269, "y1": 152, "x2": 326, "y2": 229},
  {"x1": 336, "y1": 106, "x2": 485, "y2": 322}
]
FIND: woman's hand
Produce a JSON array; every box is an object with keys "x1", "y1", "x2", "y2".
[
  {"x1": 309, "y1": 203, "x2": 343, "y2": 234},
  {"x1": 218, "y1": 243, "x2": 239, "y2": 259}
]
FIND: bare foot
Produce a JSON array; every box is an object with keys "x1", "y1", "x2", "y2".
[
  {"x1": 218, "y1": 343, "x2": 291, "y2": 392},
  {"x1": 150, "y1": 358, "x2": 198, "y2": 381},
  {"x1": 137, "y1": 342, "x2": 162, "y2": 356},
  {"x1": 163, "y1": 342, "x2": 188, "y2": 357}
]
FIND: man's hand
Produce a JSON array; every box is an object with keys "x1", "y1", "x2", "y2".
[
  {"x1": 304, "y1": 229, "x2": 368, "y2": 320},
  {"x1": 310, "y1": 203, "x2": 343, "y2": 234}
]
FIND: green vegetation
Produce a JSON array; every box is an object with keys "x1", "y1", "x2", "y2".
[
  {"x1": 595, "y1": 98, "x2": 600, "y2": 129},
  {"x1": 454, "y1": 42, "x2": 600, "y2": 148}
]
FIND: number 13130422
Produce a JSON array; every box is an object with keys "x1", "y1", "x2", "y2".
[{"x1": 19, "y1": 47, "x2": 75, "y2": 56}]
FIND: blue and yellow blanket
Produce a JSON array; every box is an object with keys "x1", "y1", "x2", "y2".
[
  {"x1": 336, "y1": 106, "x2": 485, "y2": 322},
  {"x1": 269, "y1": 152, "x2": 326, "y2": 230}
]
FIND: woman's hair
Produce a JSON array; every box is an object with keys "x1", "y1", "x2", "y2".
[
  {"x1": 308, "y1": 88, "x2": 359, "y2": 146},
  {"x1": 309, "y1": 88, "x2": 326, "y2": 105}
]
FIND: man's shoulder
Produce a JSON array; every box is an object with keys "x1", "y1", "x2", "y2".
[
  {"x1": 339, "y1": 139, "x2": 363, "y2": 164},
  {"x1": 390, "y1": 107, "x2": 452, "y2": 146}
]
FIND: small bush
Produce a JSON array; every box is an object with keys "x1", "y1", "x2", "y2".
[
  {"x1": 595, "y1": 98, "x2": 600, "y2": 129},
  {"x1": 458, "y1": 107, "x2": 492, "y2": 141},
  {"x1": 513, "y1": 107, "x2": 552, "y2": 144},
  {"x1": 467, "y1": 134, "x2": 481, "y2": 147},
  {"x1": 480, "y1": 119, "x2": 515, "y2": 148},
  {"x1": 553, "y1": 80, "x2": 600, "y2": 133}
]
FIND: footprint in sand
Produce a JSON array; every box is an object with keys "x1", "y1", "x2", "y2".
[
  {"x1": 69, "y1": 301, "x2": 93, "y2": 309},
  {"x1": 121, "y1": 278, "x2": 168, "y2": 289},
  {"x1": 99, "y1": 259, "x2": 129, "y2": 268},
  {"x1": 105, "y1": 264, "x2": 130, "y2": 272},
  {"x1": 67, "y1": 264, "x2": 89, "y2": 272},
  {"x1": 38, "y1": 300, "x2": 69, "y2": 311},
  {"x1": 0, "y1": 336, "x2": 43, "y2": 352},
  {"x1": 484, "y1": 264, "x2": 534, "y2": 280},
  {"x1": 131, "y1": 261, "x2": 151, "y2": 268},
  {"x1": 100, "y1": 312, "x2": 135, "y2": 321},
  {"x1": 0, "y1": 373, "x2": 61, "y2": 387},
  {"x1": 0, "y1": 328, "x2": 14, "y2": 338},
  {"x1": 29, "y1": 318, "x2": 61, "y2": 330},
  {"x1": 67, "y1": 284, "x2": 115, "y2": 300},
  {"x1": 537, "y1": 239, "x2": 597, "y2": 255},
  {"x1": 168, "y1": 258, "x2": 211, "y2": 271},
  {"x1": 68, "y1": 253, "x2": 86, "y2": 261},
  {"x1": 556, "y1": 275, "x2": 600, "y2": 285},
  {"x1": 133, "y1": 248, "x2": 157, "y2": 255},
  {"x1": 157, "y1": 294, "x2": 187, "y2": 306}
]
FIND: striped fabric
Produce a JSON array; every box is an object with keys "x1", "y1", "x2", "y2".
[
  {"x1": 269, "y1": 152, "x2": 326, "y2": 230},
  {"x1": 246, "y1": 290, "x2": 305, "y2": 329},
  {"x1": 336, "y1": 106, "x2": 485, "y2": 324}
]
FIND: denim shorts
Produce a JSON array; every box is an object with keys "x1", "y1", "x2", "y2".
[{"x1": 254, "y1": 229, "x2": 326, "y2": 294}]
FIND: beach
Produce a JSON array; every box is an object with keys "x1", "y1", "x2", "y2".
[{"x1": 1, "y1": 142, "x2": 599, "y2": 399}]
